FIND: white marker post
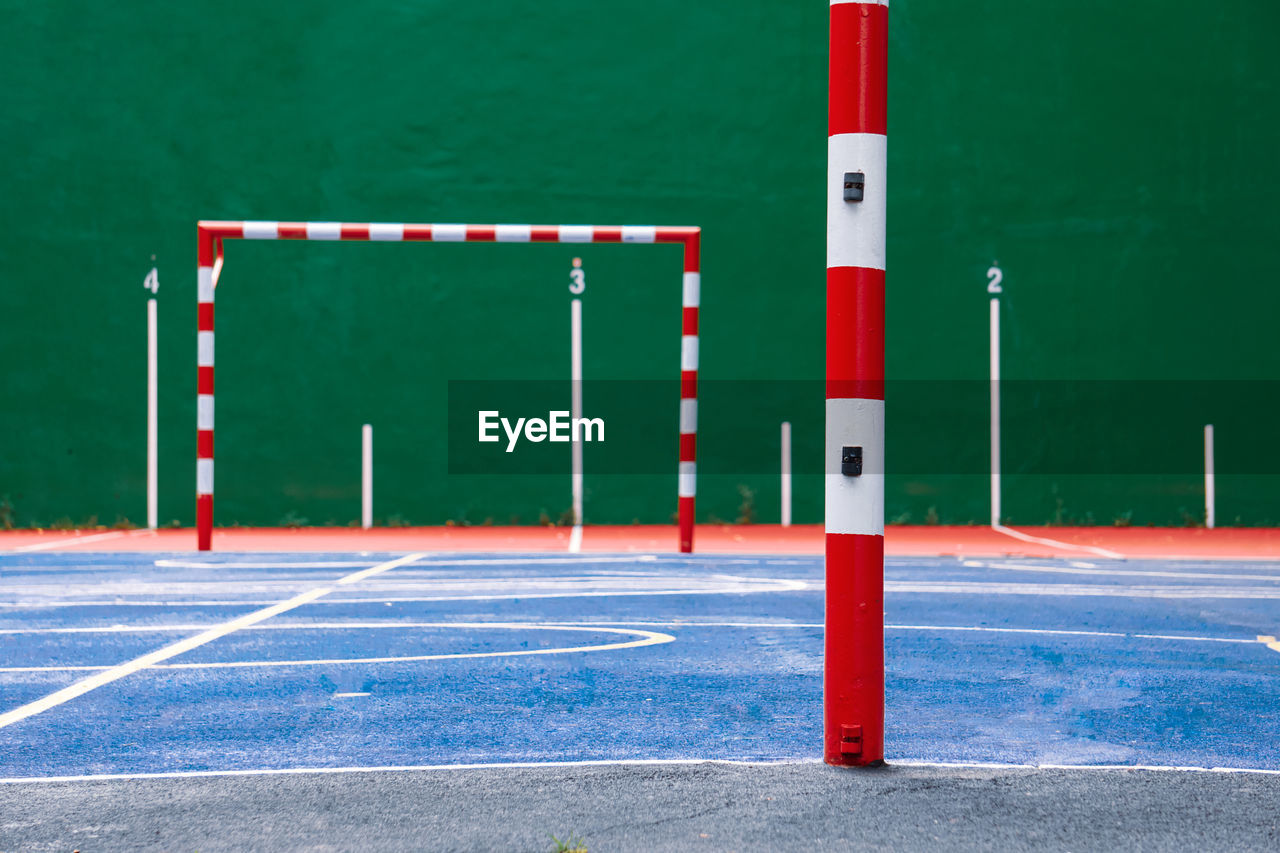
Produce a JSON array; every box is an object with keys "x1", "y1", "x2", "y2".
[
  {"x1": 988, "y1": 265, "x2": 1003, "y2": 528},
  {"x1": 569, "y1": 258, "x2": 585, "y2": 552},
  {"x1": 361, "y1": 424, "x2": 373, "y2": 529},
  {"x1": 144, "y1": 266, "x2": 159, "y2": 529},
  {"x1": 1204, "y1": 424, "x2": 1215, "y2": 529},
  {"x1": 781, "y1": 421, "x2": 792, "y2": 526}
]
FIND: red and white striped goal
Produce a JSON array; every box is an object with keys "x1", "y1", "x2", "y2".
[{"x1": 195, "y1": 221, "x2": 701, "y2": 553}]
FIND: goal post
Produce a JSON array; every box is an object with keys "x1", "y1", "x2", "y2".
[
  {"x1": 195, "y1": 221, "x2": 701, "y2": 553},
  {"x1": 826, "y1": 0, "x2": 887, "y2": 767}
]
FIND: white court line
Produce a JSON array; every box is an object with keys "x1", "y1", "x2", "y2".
[
  {"x1": 0, "y1": 552, "x2": 427, "y2": 730},
  {"x1": 0, "y1": 577, "x2": 810, "y2": 609},
  {"x1": 517, "y1": 621, "x2": 1262, "y2": 644},
  {"x1": 6, "y1": 529, "x2": 154, "y2": 553},
  {"x1": 333, "y1": 692, "x2": 369, "y2": 698},
  {"x1": 0, "y1": 624, "x2": 675, "y2": 673},
  {"x1": 154, "y1": 555, "x2": 661, "y2": 569},
  {"x1": 0, "y1": 620, "x2": 1258, "y2": 645},
  {"x1": 961, "y1": 559, "x2": 1280, "y2": 583},
  {"x1": 2, "y1": 756, "x2": 1278, "y2": 786},
  {"x1": 993, "y1": 524, "x2": 1125, "y2": 559}
]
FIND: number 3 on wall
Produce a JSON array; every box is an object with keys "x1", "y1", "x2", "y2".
[{"x1": 986, "y1": 265, "x2": 1003, "y2": 294}]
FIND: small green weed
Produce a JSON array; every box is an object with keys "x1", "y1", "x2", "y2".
[{"x1": 549, "y1": 833, "x2": 587, "y2": 853}]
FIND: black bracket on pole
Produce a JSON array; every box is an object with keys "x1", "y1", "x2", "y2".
[{"x1": 841, "y1": 446, "x2": 863, "y2": 477}]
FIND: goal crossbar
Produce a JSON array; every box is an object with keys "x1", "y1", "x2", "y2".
[{"x1": 195, "y1": 221, "x2": 700, "y2": 553}]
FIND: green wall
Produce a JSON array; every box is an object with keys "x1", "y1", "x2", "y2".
[{"x1": 2, "y1": 1, "x2": 1277, "y2": 529}]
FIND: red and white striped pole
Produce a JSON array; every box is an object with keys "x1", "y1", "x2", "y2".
[
  {"x1": 825, "y1": 0, "x2": 887, "y2": 766},
  {"x1": 678, "y1": 232, "x2": 700, "y2": 553},
  {"x1": 196, "y1": 225, "x2": 216, "y2": 551}
]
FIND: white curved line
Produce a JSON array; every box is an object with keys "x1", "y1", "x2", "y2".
[
  {"x1": 992, "y1": 524, "x2": 1125, "y2": 559},
  {"x1": 0, "y1": 624, "x2": 674, "y2": 673}
]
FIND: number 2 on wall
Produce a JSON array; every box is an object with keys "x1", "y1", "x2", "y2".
[{"x1": 986, "y1": 265, "x2": 1003, "y2": 294}]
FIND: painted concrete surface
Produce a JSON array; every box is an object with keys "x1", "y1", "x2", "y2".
[{"x1": 1, "y1": 552, "x2": 1277, "y2": 780}]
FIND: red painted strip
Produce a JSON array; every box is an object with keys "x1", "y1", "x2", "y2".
[
  {"x1": 466, "y1": 225, "x2": 496, "y2": 241},
  {"x1": 530, "y1": 226, "x2": 560, "y2": 242},
  {"x1": 402, "y1": 224, "x2": 432, "y2": 241},
  {"x1": 826, "y1": 265, "x2": 885, "y2": 400},
  {"x1": 197, "y1": 366, "x2": 214, "y2": 395},
  {"x1": 277, "y1": 223, "x2": 307, "y2": 239},
  {"x1": 197, "y1": 429, "x2": 214, "y2": 458},
  {"x1": 681, "y1": 371, "x2": 698, "y2": 400},
  {"x1": 682, "y1": 307, "x2": 699, "y2": 336},
  {"x1": 197, "y1": 303, "x2": 214, "y2": 331},
  {"x1": 341, "y1": 224, "x2": 370, "y2": 240},
  {"x1": 677, "y1": 496, "x2": 695, "y2": 553},
  {"x1": 828, "y1": 2, "x2": 888, "y2": 136},
  {"x1": 679, "y1": 432, "x2": 696, "y2": 462},
  {"x1": 592, "y1": 226, "x2": 622, "y2": 243},
  {"x1": 824, "y1": 530, "x2": 884, "y2": 765}
]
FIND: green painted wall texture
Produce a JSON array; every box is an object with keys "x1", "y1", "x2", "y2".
[{"x1": 2, "y1": 1, "x2": 1278, "y2": 529}]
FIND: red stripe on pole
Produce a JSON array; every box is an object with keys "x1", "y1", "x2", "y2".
[
  {"x1": 682, "y1": 235, "x2": 701, "y2": 272},
  {"x1": 828, "y1": 2, "x2": 888, "y2": 136},
  {"x1": 680, "y1": 370, "x2": 697, "y2": 400},
  {"x1": 826, "y1": 266, "x2": 885, "y2": 400},
  {"x1": 592, "y1": 226, "x2": 622, "y2": 243},
  {"x1": 530, "y1": 226, "x2": 560, "y2": 242},
  {"x1": 654, "y1": 227, "x2": 699, "y2": 244},
  {"x1": 197, "y1": 366, "x2": 214, "y2": 395},
  {"x1": 402, "y1": 224, "x2": 432, "y2": 241},
  {"x1": 197, "y1": 430, "x2": 214, "y2": 458},
  {"x1": 824, "y1": 531, "x2": 885, "y2": 765},
  {"x1": 681, "y1": 307, "x2": 699, "y2": 336},
  {"x1": 277, "y1": 223, "x2": 306, "y2": 239},
  {"x1": 197, "y1": 494, "x2": 212, "y2": 550},
  {"x1": 679, "y1": 432, "x2": 696, "y2": 462},
  {"x1": 197, "y1": 303, "x2": 214, "y2": 331},
  {"x1": 678, "y1": 496, "x2": 695, "y2": 553},
  {"x1": 341, "y1": 224, "x2": 371, "y2": 240},
  {"x1": 466, "y1": 225, "x2": 496, "y2": 241}
]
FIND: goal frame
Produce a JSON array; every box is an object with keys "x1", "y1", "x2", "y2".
[{"x1": 195, "y1": 220, "x2": 701, "y2": 552}]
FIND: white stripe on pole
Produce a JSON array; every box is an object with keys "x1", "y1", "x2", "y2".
[
  {"x1": 1205, "y1": 424, "x2": 1215, "y2": 529},
  {"x1": 570, "y1": 296, "x2": 584, "y2": 551},
  {"x1": 990, "y1": 296, "x2": 1001, "y2": 528},
  {"x1": 361, "y1": 425, "x2": 373, "y2": 530},
  {"x1": 781, "y1": 421, "x2": 792, "y2": 527},
  {"x1": 147, "y1": 298, "x2": 158, "y2": 529}
]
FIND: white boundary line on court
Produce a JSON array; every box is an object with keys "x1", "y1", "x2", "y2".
[
  {"x1": 6, "y1": 529, "x2": 156, "y2": 553},
  {"x1": 0, "y1": 552, "x2": 427, "y2": 730},
  {"x1": 1, "y1": 620, "x2": 1261, "y2": 646},
  {"x1": 961, "y1": 559, "x2": 1280, "y2": 583},
  {"x1": 2, "y1": 756, "x2": 1278, "y2": 785},
  {"x1": 992, "y1": 524, "x2": 1126, "y2": 560}
]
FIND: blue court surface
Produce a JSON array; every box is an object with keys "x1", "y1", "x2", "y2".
[{"x1": 2, "y1": 551, "x2": 1278, "y2": 780}]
